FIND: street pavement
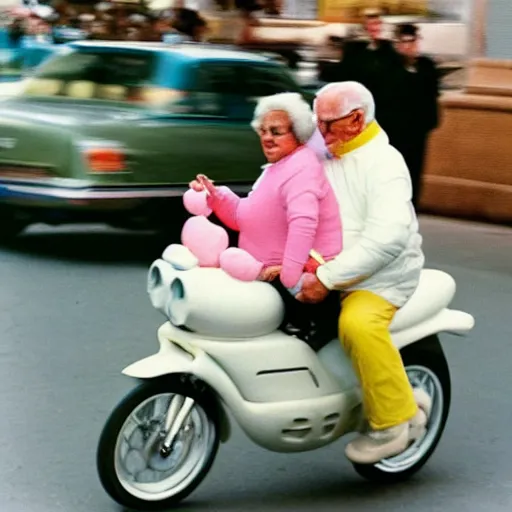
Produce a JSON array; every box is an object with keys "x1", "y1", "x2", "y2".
[{"x1": 0, "y1": 215, "x2": 511, "y2": 512}]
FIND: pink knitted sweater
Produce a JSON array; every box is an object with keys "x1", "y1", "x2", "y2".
[{"x1": 208, "y1": 145, "x2": 343, "y2": 288}]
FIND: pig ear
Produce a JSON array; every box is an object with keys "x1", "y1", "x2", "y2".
[
  {"x1": 220, "y1": 247, "x2": 263, "y2": 282},
  {"x1": 162, "y1": 243, "x2": 198, "y2": 270},
  {"x1": 183, "y1": 189, "x2": 212, "y2": 217},
  {"x1": 181, "y1": 216, "x2": 228, "y2": 268}
]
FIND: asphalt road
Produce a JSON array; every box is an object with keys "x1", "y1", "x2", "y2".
[{"x1": 0, "y1": 215, "x2": 511, "y2": 512}]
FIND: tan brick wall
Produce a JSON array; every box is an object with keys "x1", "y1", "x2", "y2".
[{"x1": 421, "y1": 59, "x2": 512, "y2": 224}]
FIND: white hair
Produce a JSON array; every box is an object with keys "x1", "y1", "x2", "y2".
[
  {"x1": 313, "y1": 81, "x2": 376, "y2": 126},
  {"x1": 251, "y1": 92, "x2": 315, "y2": 144}
]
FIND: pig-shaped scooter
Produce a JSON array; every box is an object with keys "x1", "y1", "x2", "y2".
[{"x1": 96, "y1": 190, "x2": 475, "y2": 511}]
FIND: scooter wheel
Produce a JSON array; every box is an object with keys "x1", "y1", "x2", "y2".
[
  {"x1": 352, "y1": 335, "x2": 451, "y2": 483},
  {"x1": 96, "y1": 376, "x2": 220, "y2": 510}
]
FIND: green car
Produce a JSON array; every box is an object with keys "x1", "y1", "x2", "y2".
[{"x1": 0, "y1": 41, "x2": 315, "y2": 239}]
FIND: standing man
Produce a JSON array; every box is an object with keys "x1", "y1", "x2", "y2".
[
  {"x1": 298, "y1": 81, "x2": 431, "y2": 464},
  {"x1": 334, "y1": 8, "x2": 402, "y2": 140},
  {"x1": 392, "y1": 23, "x2": 441, "y2": 207}
]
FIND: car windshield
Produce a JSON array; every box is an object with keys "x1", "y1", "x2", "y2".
[{"x1": 19, "y1": 49, "x2": 180, "y2": 107}]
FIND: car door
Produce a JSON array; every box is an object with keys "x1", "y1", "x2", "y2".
[
  {"x1": 165, "y1": 61, "x2": 265, "y2": 188},
  {"x1": 72, "y1": 57, "x2": 267, "y2": 189},
  {"x1": 96, "y1": 60, "x2": 311, "y2": 189}
]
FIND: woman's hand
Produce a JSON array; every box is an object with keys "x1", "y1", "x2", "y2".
[
  {"x1": 259, "y1": 265, "x2": 282, "y2": 282},
  {"x1": 296, "y1": 273, "x2": 329, "y2": 303},
  {"x1": 189, "y1": 174, "x2": 217, "y2": 196}
]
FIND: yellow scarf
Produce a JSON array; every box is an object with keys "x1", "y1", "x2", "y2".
[{"x1": 332, "y1": 121, "x2": 381, "y2": 157}]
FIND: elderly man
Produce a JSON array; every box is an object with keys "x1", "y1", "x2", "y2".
[{"x1": 299, "y1": 81, "x2": 429, "y2": 464}]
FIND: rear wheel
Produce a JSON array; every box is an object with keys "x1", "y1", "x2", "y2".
[
  {"x1": 97, "y1": 377, "x2": 220, "y2": 510},
  {"x1": 352, "y1": 335, "x2": 451, "y2": 483}
]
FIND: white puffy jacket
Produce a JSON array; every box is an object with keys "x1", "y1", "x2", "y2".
[{"x1": 316, "y1": 128, "x2": 425, "y2": 308}]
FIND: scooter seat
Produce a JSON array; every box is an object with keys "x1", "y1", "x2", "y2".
[
  {"x1": 389, "y1": 269, "x2": 456, "y2": 333},
  {"x1": 149, "y1": 258, "x2": 456, "y2": 339}
]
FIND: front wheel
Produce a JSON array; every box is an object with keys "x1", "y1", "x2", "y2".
[
  {"x1": 352, "y1": 335, "x2": 451, "y2": 483},
  {"x1": 97, "y1": 377, "x2": 220, "y2": 510}
]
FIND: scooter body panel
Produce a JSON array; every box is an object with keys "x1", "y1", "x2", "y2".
[{"x1": 123, "y1": 324, "x2": 362, "y2": 452}]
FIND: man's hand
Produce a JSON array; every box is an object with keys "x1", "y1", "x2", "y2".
[
  {"x1": 189, "y1": 174, "x2": 217, "y2": 196},
  {"x1": 296, "y1": 273, "x2": 329, "y2": 303},
  {"x1": 259, "y1": 265, "x2": 282, "y2": 282}
]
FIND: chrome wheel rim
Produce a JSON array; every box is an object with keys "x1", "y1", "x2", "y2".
[
  {"x1": 374, "y1": 365, "x2": 444, "y2": 473},
  {"x1": 114, "y1": 393, "x2": 215, "y2": 501}
]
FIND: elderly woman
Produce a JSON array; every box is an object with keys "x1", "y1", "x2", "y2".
[{"x1": 190, "y1": 92, "x2": 342, "y2": 340}]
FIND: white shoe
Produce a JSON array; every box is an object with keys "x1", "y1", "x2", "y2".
[
  {"x1": 345, "y1": 423, "x2": 410, "y2": 464},
  {"x1": 409, "y1": 409, "x2": 427, "y2": 440},
  {"x1": 413, "y1": 387, "x2": 432, "y2": 417},
  {"x1": 347, "y1": 389, "x2": 432, "y2": 465},
  {"x1": 409, "y1": 387, "x2": 432, "y2": 439}
]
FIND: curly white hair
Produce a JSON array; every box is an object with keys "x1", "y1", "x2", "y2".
[{"x1": 250, "y1": 92, "x2": 315, "y2": 144}]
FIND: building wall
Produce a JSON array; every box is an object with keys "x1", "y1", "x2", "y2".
[
  {"x1": 427, "y1": 0, "x2": 471, "y2": 21},
  {"x1": 486, "y1": 0, "x2": 512, "y2": 59}
]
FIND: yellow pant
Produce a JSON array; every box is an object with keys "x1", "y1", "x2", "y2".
[{"x1": 339, "y1": 290, "x2": 418, "y2": 430}]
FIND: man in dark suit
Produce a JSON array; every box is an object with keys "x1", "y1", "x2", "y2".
[
  {"x1": 391, "y1": 23, "x2": 440, "y2": 207},
  {"x1": 334, "y1": 9, "x2": 403, "y2": 140}
]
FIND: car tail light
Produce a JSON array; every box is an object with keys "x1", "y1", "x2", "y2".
[
  {"x1": 78, "y1": 141, "x2": 127, "y2": 173},
  {"x1": 84, "y1": 147, "x2": 126, "y2": 173}
]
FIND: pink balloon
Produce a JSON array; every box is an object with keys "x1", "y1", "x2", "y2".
[
  {"x1": 183, "y1": 189, "x2": 212, "y2": 217},
  {"x1": 181, "y1": 216, "x2": 228, "y2": 268},
  {"x1": 220, "y1": 247, "x2": 264, "y2": 282}
]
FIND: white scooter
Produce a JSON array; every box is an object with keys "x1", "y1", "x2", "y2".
[{"x1": 96, "y1": 252, "x2": 475, "y2": 511}]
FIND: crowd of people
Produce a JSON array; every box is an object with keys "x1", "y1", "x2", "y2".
[
  {"x1": 7, "y1": 1, "x2": 212, "y2": 44},
  {"x1": 5, "y1": 0, "x2": 273, "y2": 45}
]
